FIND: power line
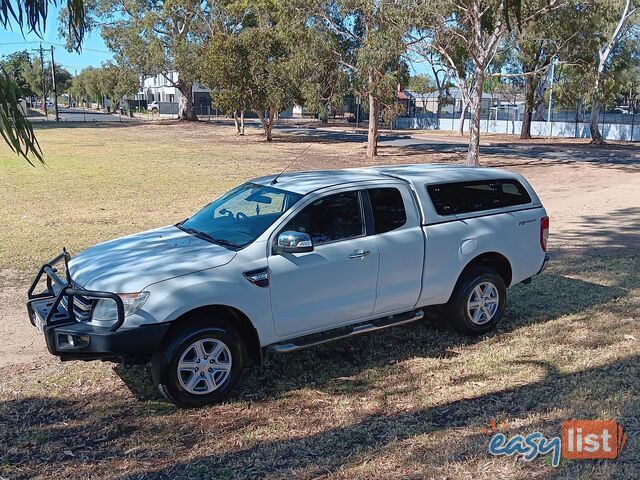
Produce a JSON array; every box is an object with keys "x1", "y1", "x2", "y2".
[{"x1": 0, "y1": 40, "x2": 112, "y2": 54}]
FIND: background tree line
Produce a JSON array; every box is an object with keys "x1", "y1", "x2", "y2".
[
  {"x1": 0, "y1": 50, "x2": 71, "y2": 101},
  {"x1": 1, "y1": 0, "x2": 638, "y2": 165}
]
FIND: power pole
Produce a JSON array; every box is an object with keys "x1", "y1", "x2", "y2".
[
  {"x1": 50, "y1": 46, "x2": 60, "y2": 121},
  {"x1": 38, "y1": 44, "x2": 47, "y2": 117}
]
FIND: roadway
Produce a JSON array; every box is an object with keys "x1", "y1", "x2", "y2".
[{"x1": 27, "y1": 107, "x2": 134, "y2": 123}]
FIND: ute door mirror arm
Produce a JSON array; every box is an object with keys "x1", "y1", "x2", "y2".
[{"x1": 273, "y1": 231, "x2": 314, "y2": 254}]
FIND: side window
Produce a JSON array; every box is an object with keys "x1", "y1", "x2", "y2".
[
  {"x1": 283, "y1": 191, "x2": 364, "y2": 245},
  {"x1": 368, "y1": 188, "x2": 407, "y2": 234},
  {"x1": 501, "y1": 180, "x2": 532, "y2": 207},
  {"x1": 427, "y1": 179, "x2": 532, "y2": 216}
]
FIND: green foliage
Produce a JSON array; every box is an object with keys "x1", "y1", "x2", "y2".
[
  {"x1": 200, "y1": 0, "x2": 346, "y2": 133},
  {"x1": 0, "y1": 0, "x2": 85, "y2": 163},
  {"x1": 1, "y1": 0, "x2": 85, "y2": 50},
  {"x1": 307, "y1": 0, "x2": 419, "y2": 105},
  {"x1": 0, "y1": 68, "x2": 42, "y2": 165},
  {"x1": 20, "y1": 55, "x2": 73, "y2": 97},
  {"x1": 292, "y1": 26, "x2": 350, "y2": 115},
  {"x1": 408, "y1": 75, "x2": 436, "y2": 95},
  {"x1": 200, "y1": 31, "x2": 249, "y2": 115},
  {"x1": 64, "y1": 0, "x2": 208, "y2": 83},
  {"x1": 59, "y1": 0, "x2": 211, "y2": 119},
  {"x1": 201, "y1": 24, "x2": 300, "y2": 120},
  {"x1": 69, "y1": 62, "x2": 139, "y2": 107},
  {"x1": 0, "y1": 50, "x2": 34, "y2": 96}
]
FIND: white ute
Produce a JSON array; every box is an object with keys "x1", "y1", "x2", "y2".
[{"x1": 27, "y1": 164, "x2": 549, "y2": 407}]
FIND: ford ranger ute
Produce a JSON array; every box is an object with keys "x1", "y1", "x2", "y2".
[{"x1": 27, "y1": 164, "x2": 549, "y2": 407}]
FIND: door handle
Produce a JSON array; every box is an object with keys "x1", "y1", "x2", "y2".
[{"x1": 349, "y1": 250, "x2": 371, "y2": 260}]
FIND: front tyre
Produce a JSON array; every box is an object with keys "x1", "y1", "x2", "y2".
[
  {"x1": 446, "y1": 268, "x2": 507, "y2": 335},
  {"x1": 151, "y1": 320, "x2": 245, "y2": 407}
]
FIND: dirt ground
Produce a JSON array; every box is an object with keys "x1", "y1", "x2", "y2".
[{"x1": 0, "y1": 122, "x2": 638, "y2": 479}]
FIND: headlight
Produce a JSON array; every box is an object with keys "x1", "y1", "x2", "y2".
[{"x1": 90, "y1": 292, "x2": 150, "y2": 327}]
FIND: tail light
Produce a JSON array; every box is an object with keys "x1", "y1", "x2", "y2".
[{"x1": 540, "y1": 216, "x2": 549, "y2": 251}]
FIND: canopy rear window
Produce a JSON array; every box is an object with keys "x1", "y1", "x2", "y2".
[{"x1": 427, "y1": 179, "x2": 532, "y2": 216}]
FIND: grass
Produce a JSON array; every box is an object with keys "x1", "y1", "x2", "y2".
[{"x1": 0, "y1": 121, "x2": 638, "y2": 479}]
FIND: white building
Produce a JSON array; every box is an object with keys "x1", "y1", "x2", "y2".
[
  {"x1": 132, "y1": 71, "x2": 308, "y2": 117},
  {"x1": 133, "y1": 72, "x2": 212, "y2": 107}
]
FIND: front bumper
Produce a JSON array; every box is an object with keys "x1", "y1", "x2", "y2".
[{"x1": 26, "y1": 251, "x2": 169, "y2": 361}]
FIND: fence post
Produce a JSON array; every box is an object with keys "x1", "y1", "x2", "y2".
[
  {"x1": 505, "y1": 105, "x2": 509, "y2": 134},
  {"x1": 454, "y1": 99, "x2": 458, "y2": 132}
]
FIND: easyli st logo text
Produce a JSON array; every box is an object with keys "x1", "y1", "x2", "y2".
[{"x1": 485, "y1": 419, "x2": 628, "y2": 467}]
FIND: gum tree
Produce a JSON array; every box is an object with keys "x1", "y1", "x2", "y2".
[
  {"x1": 200, "y1": 1, "x2": 347, "y2": 140},
  {"x1": 588, "y1": 0, "x2": 638, "y2": 144},
  {"x1": 515, "y1": 0, "x2": 587, "y2": 139},
  {"x1": 200, "y1": 8, "x2": 302, "y2": 141},
  {"x1": 60, "y1": 0, "x2": 212, "y2": 121},
  {"x1": 305, "y1": 0, "x2": 428, "y2": 157},
  {"x1": 200, "y1": 31, "x2": 251, "y2": 135}
]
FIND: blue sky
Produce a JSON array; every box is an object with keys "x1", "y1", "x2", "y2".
[
  {"x1": 0, "y1": 6, "x2": 113, "y2": 73},
  {"x1": 1, "y1": 6, "x2": 430, "y2": 77}
]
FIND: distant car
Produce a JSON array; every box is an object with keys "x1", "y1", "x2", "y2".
[
  {"x1": 148, "y1": 101, "x2": 160, "y2": 114},
  {"x1": 45, "y1": 100, "x2": 55, "y2": 108},
  {"x1": 611, "y1": 107, "x2": 629, "y2": 115},
  {"x1": 27, "y1": 164, "x2": 549, "y2": 407}
]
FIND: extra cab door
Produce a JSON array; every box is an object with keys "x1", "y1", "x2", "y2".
[{"x1": 268, "y1": 190, "x2": 379, "y2": 337}]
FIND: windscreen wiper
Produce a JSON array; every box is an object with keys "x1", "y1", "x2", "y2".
[{"x1": 177, "y1": 225, "x2": 240, "y2": 250}]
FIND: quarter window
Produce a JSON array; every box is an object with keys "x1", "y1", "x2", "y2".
[
  {"x1": 283, "y1": 191, "x2": 364, "y2": 245},
  {"x1": 427, "y1": 179, "x2": 532, "y2": 216},
  {"x1": 368, "y1": 188, "x2": 407, "y2": 234}
]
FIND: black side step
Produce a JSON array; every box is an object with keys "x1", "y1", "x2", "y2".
[{"x1": 266, "y1": 309, "x2": 424, "y2": 353}]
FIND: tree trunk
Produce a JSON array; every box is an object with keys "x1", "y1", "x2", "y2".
[
  {"x1": 261, "y1": 108, "x2": 276, "y2": 141},
  {"x1": 467, "y1": 68, "x2": 484, "y2": 166},
  {"x1": 366, "y1": 93, "x2": 379, "y2": 158},
  {"x1": 177, "y1": 82, "x2": 197, "y2": 121},
  {"x1": 589, "y1": 98, "x2": 604, "y2": 144},
  {"x1": 436, "y1": 93, "x2": 444, "y2": 128},
  {"x1": 233, "y1": 110, "x2": 241, "y2": 135},
  {"x1": 589, "y1": 72, "x2": 604, "y2": 144},
  {"x1": 576, "y1": 99, "x2": 584, "y2": 122},
  {"x1": 520, "y1": 75, "x2": 538, "y2": 140},
  {"x1": 240, "y1": 110, "x2": 245, "y2": 135},
  {"x1": 458, "y1": 102, "x2": 467, "y2": 136}
]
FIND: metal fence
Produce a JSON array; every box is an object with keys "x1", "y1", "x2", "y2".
[{"x1": 392, "y1": 100, "x2": 640, "y2": 142}]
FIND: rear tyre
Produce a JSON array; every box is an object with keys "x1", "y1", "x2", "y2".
[
  {"x1": 446, "y1": 268, "x2": 506, "y2": 335},
  {"x1": 151, "y1": 318, "x2": 245, "y2": 408}
]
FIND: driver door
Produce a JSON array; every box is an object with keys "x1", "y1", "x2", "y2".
[{"x1": 268, "y1": 190, "x2": 379, "y2": 337}]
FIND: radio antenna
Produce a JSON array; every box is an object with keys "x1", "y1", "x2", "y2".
[{"x1": 271, "y1": 144, "x2": 311, "y2": 185}]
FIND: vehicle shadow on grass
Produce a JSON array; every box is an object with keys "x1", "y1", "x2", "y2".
[
  {"x1": 136, "y1": 355, "x2": 640, "y2": 479},
  {"x1": 1, "y1": 358, "x2": 637, "y2": 479}
]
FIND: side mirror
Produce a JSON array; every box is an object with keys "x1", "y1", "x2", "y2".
[{"x1": 274, "y1": 231, "x2": 314, "y2": 254}]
